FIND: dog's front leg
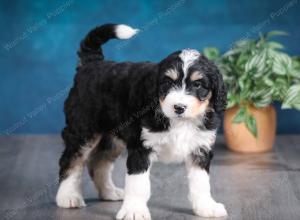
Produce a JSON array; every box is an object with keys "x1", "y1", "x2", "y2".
[
  {"x1": 116, "y1": 139, "x2": 152, "y2": 220},
  {"x1": 186, "y1": 147, "x2": 227, "y2": 218}
]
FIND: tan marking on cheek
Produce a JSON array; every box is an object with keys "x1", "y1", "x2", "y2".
[
  {"x1": 191, "y1": 99, "x2": 209, "y2": 117},
  {"x1": 165, "y1": 69, "x2": 178, "y2": 81},
  {"x1": 159, "y1": 98, "x2": 165, "y2": 108},
  {"x1": 191, "y1": 92, "x2": 212, "y2": 117},
  {"x1": 190, "y1": 71, "x2": 203, "y2": 81}
]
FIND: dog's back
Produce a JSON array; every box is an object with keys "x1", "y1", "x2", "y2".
[{"x1": 63, "y1": 24, "x2": 159, "y2": 141}]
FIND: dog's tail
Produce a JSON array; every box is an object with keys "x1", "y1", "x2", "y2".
[{"x1": 78, "y1": 24, "x2": 139, "y2": 65}]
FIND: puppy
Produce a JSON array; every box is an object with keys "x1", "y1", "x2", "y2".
[{"x1": 56, "y1": 23, "x2": 227, "y2": 219}]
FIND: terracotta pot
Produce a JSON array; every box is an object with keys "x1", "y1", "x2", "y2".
[{"x1": 224, "y1": 105, "x2": 276, "y2": 153}]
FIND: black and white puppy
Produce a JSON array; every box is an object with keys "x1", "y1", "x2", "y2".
[{"x1": 56, "y1": 23, "x2": 227, "y2": 219}]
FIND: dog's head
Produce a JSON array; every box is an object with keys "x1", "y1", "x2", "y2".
[{"x1": 158, "y1": 49, "x2": 226, "y2": 120}]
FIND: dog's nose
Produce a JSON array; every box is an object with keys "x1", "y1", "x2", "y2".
[{"x1": 174, "y1": 104, "x2": 187, "y2": 115}]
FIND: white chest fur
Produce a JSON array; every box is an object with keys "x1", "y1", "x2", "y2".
[{"x1": 141, "y1": 120, "x2": 216, "y2": 164}]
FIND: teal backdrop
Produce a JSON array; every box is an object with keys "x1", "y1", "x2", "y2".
[{"x1": 1, "y1": 0, "x2": 300, "y2": 134}]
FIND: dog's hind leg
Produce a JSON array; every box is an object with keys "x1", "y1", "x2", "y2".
[
  {"x1": 56, "y1": 127, "x2": 101, "y2": 208},
  {"x1": 87, "y1": 134, "x2": 125, "y2": 201}
]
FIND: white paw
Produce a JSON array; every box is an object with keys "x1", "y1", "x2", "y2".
[
  {"x1": 193, "y1": 198, "x2": 227, "y2": 217},
  {"x1": 56, "y1": 192, "x2": 86, "y2": 208},
  {"x1": 116, "y1": 204, "x2": 151, "y2": 220},
  {"x1": 100, "y1": 187, "x2": 124, "y2": 201},
  {"x1": 56, "y1": 185, "x2": 86, "y2": 208}
]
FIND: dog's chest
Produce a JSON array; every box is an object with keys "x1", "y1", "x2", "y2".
[{"x1": 142, "y1": 121, "x2": 216, "y2": 163}]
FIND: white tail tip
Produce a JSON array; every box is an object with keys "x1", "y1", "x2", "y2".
[{"x1": 115, "y1": 24, "x2": 139, "y2": 39}]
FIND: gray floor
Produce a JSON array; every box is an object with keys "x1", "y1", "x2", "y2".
[{"x1": 0, "y1": 135, "x2": 300, "y2": 220}]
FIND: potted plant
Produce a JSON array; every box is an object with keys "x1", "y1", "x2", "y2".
[{"x1": 204, "y1": 31, "x2": 300, "y2": 153}]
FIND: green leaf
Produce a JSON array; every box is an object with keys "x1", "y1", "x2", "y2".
[
  {"x1": 251, "y1": 88, "x2": 273, "y2": 107},
  {"x1": 236, "y1": 53, "x2": 248, "y2": 67},
  {"x1": 266, "y1": 30, "x2": 288, "y2": 39},
  {"x1": 245, "y1": 115, "x2": 258, "y2": 137},
  {"x1": 226, "y1": 100, "x2": 236, "y2": 109},
  {"x1": 203, "y1": 47, "x2": 220, "y2": 61},
  {"x1": 291, "y1": 58, "x2": 300, "y2": 79},
  {"x1": 245, "y1": 50, "x2": 266, "y2": 75},
  {"x1": 253, "y1": 99, "x2": 272, "y2": 108},
  {"x1": 282, "y1": 85, "x2": 300, "y2": 110},
  {"x1": 263, "y1": 76, "x2": 274, "y2": 86},
  {"x1": 270, "y1": 52, "x2": 292, "y2": 75},
  {"x1": 226, "y1": 92, "x2": 238, "y2": 109},
  {"x1": 267, "y1": 41, "x2": 284, "y2": 50},
  {"x1": 232, "y1": 106, "x2": 246, "y2": 123},
  {"x1": 234, "y1": 39, "x2": 255, "y2": 50}
]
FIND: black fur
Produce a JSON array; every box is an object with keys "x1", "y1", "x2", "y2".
[
  {"x1": 78, "y1": 23, "x2": 116, "y2": 65},
  {"x1": 203, "y1": 110, "x2": 221, "y2": 130},
  {"x1": 191, "y1": 147, "x2": 214, "y2": 173},
  {"x1": 58, "y1": 24, "x2": 226, "y2": 180},
  {"x1": 127, "y1": 137, "x2": 152, "y2": 175}
]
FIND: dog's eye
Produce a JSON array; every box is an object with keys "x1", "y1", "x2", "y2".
[
  {"x1": 192, "y1": 80, "x2": 202, "y2": 89},
  {"x1": 163, "y1": 76, "x2": 174, "y2": 83}
]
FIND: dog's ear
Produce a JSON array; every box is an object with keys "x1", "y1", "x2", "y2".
[{"x1": 211, "y1": 68, "x2": 227, "y2": 114}]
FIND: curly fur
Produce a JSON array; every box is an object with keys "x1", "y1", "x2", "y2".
[{"x1": 56, "y1": 23, "x2": 227, "y2": 218}]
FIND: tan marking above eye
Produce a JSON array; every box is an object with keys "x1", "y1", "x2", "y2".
[
  {"x1": 190, "y1": 71, "x2": 203, "y2": 81},
  {"x1": 165, "y1": 69, "x2": 178, "y2": 81}
]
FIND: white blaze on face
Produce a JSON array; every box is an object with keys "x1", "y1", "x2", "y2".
[{"x1": 179, "y1": 49, "x2": 201, "y2": 88}]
